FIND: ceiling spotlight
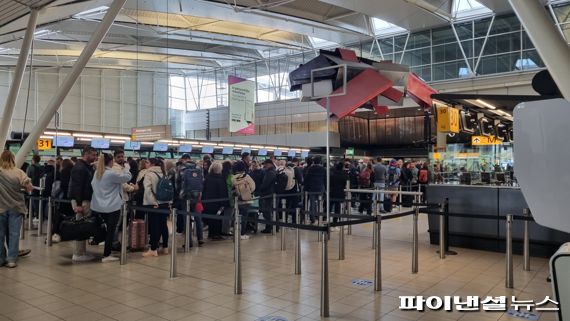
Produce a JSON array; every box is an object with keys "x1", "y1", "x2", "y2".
[{"x1": 475, "y1": 99, "x2": 497, "y2": 110}]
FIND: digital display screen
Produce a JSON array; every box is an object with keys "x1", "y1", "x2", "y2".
[
  {"x1": 124, "y1": 141, "x2": 141, "y2": 151},
  {"x1": 241, "y1": 148, "x2": 251, "y2": 155},
  {"x1": 54, "y1": 136, "x2": 75, "y2": 147},
  {"x1": 153, "y1": 142, "x2": 168, "y2": 152},
  {"x1": 201, "y1": 146, "x2": 214, "y2": 154},
  {"x1": 258, "y1": 149, "x2": 268, "y2": 156},
  {"x1": 301, "y1": 151, "x2": 309, "y2": 159},
  {"x1": 91, "y1": 138, "x2": 110, "y2": 149},
  {"x1": 222, "y1": 147, "x2": 233, "y2": 155},
  {"x1": 274, "y1": 150, "x2": 282, "y2": 156},
  {"x1": 179, "y1": 144, "x2": 192, "y2": 153},
  {"x1": 288, "y1": 150, "x2": 296, "y2": 157}
]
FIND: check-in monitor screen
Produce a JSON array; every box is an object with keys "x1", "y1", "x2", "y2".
[
  {"x1": 124, "y1": 141, "x2": 141, "y2": 151},
  {"x1": 54, "y1": 136, "x2": 75, "y2": 147},
  {"x1": 301, "y1": 151, "x2": 309, "y2": 159},
  {"x1": 288, "y1": 150, "x2": 296, "y2": 157},
  {"x1": 179, "y1": 144, "x2": 192, "y2": 153},
  {"x1": 241, "y1": 148, "x2": 251, "y2": 155},
  {"x1": 201, "y1": 146, "x2": 214, "y2": 154},
  {"x1": 222, "y1": 147, "x2": 234, "y2": 155},
  {"x1": 91, "y1": 138, "x2": 110, "y2": 149},
  {"x1": 274, "y1": 150, "x2": 282, "y2": 156},
  {"x1": 153, "y1": 142, "x2": 168, "y2": 152},
  {"x1": 258, "y1": 149, "x2": 268, "y2": 156}
]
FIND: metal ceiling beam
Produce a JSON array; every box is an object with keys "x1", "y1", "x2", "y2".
[
  {"x1": 0, "y1": 9, "x2": 38, "y2": 149},
  {"x1": 16, "y1": 0, "x2": 127, "y2": 167}
]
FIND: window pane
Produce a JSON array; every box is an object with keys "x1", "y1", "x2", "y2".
[
  {"x1": 408, "y1": 31, "x2": 431, "y2": 49},
  {"x1": 433, "y1": 26, "x2": 455, "y2": 45},
  {"x1": 476, "y1": 52, "x2": 520, "y2": 75},
  {"x1": 378, "y1": 38, "x2": 394, "y2": 54},
  {"x1": 394, "y1": 35, "x2": 408, "y2": 51},
  {"x1": 554, "y1": 3, "x2": 570, "y2": 24},
  {"x1": 490, "y1": 15, "x2": 520, "y2": 35},
  {"x1": 474, "y1": 17, "x2": 493, "y2": 37},
  {"x1": 454, "y1": 21, "x2": 473, "y2": 41},
  {"x1": 483, "y1": 32, "x2": 521, "y2": 55}
]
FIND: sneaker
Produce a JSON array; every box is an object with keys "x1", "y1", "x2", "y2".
[
  {"x1": 18, "y1": 249, "x2": 31, "y2": 257},
  {"x1": 72, "y1": 254, "x2": 94, "y2": 262},
  {"x1": 32, "y1": 218, "x2": 39, "y2": 228},
  {"x1": 101, "y1": 256, "x2": 119, "y2": 263},
  {"x1": 198, "y1": 240, "x2": 205, "y2": 246},
  {"x1": 159, "y1": 247, "x2": 169, "y2": 255},
  {"x1": 6, "y1": 262, "x2": 16, "y2": 268},
  {"x1": 142, "y1": 250, "x2": 158, "y2": 257},
  {"x1": 240, "y1": 235, "x2": 250, "y2": 240},
  {"x1": 51, "y1": 234, "x2": 61, "y2": 243}
]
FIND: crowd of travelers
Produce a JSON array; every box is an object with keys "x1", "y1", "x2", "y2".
[{"x1": 0, "y1": 147, "x2": 432, "y2": 267}]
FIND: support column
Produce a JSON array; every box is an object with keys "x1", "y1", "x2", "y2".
[
  {"x1": 0, "y1": 10, "x2": 39, "y2": 148},
  {"x1": 509, "y1": 0, "x2": 570, "y2": 99},
  {"x1": 15, "y1": 0, "x2": 128, "y2": 167}
]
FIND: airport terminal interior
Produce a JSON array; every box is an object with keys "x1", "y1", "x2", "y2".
[{"x1": 1, "y1": 0, "x2": 570, "y2": 321}]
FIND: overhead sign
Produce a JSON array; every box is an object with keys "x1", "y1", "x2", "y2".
[
  {"x1": 436, "y1": 106, "x2": 460, "y2": 133},
  {"x1": 472, "y1": 135, "x2": 503, "y2": 146},
  {"x1": 131, "y1": 125, "x2": 171, "y2": 142},
  {"x1": 346, "y1": 147, "x2": 355, "y2": 156},
  {"x1": 229, "y1": 76, "x2": 256, "y2": 135},
  {"x1": 36, "y1": 139, "x2": 52, "y2": 151}
]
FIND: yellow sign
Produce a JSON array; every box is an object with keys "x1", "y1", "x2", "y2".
[
  {"x1": 433, "y1": 152, "x2": 441, "y2": 160},
  {"x1": 472, "y1": 136, "x2": 503, "y2": 146},
  {"x1": 36, "y1": 139, "x2": 52, "y2": 150},
  {"x1": 436, "y1": 106, "x2": 460, "y2": 133}
]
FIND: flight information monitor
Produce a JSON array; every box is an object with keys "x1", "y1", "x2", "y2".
[
  {"x1": 274, "y1": 150, "x2": 282, "y2": 156},
  {"x1": 91, "y1": 138, "x2": 110, "y2": 149},
  {"x1": 179, "y1": 144, "x2": 192, "y2": 153},
  {"x1": 288, "y1": 150, "x2": 296, "y2": 157},
  {"x1": 222, "y1": 147, "x2": 234, "y2": 155},
  {"x1": 258, "y1": 149, "x2": 268, "y2": 156},
  {"x1": 124, "y1": 141, "x2": 141, "y2": 151},
  {"x1": 54, "y1": 136, "x2": 75, "y2": 147},
  {"x1": 153, "y1": 142, "x2": 168, "y2": 152},
  {"x1": 201, "y1": 146, "x2": 214, "y2": 154}
]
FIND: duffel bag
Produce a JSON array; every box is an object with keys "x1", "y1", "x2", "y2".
[{"x1": 59, "y1": 215, "x2": 106, "y2": 242}]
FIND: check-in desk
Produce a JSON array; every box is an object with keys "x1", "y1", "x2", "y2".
[{"x1": 426, "y1": 185, "x2": 570, "y2": 257}]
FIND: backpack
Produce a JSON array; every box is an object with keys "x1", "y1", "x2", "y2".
[
  {"x1": 134, "y1": 175, "x2": 145, "y2": 205},
  {"x1": 153, "y1": 172, "x2": 174, "y2": 202},
  {"x1": 358, "y1": 170, "x2": 371, "y2": 187},
  {"x1": 233, "y1": 174, "x2": 255, "y2": 202},
  {"x1": 180, "y1": 166, "x2": 203, "y2": 199},
  {"x1": 275, "y1": 169, "x2": 289, "y2": 194},
  {"x1": 418, "y1": 169, "x2": 429, "y2": 184},
  {"x1": 387, "y1": 166, "x2": 399, "y2": 186}
]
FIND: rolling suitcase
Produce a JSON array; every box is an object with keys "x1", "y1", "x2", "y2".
[
  {"x1": 129, "y1": 219, "x2": 146, "y2": 251},
  {"x1": 383, "y1": 197, "x2": 393, "y2": 213}
]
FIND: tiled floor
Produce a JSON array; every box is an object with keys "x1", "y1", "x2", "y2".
[{"x1": 0, "y1": 210, "x2": 559, "y2": 321}]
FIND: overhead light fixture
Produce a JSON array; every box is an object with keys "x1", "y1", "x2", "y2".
[
  {"x1": 475, "y1": 99, "x2": 497, "y2": 110},
  {"x1": 73, "y1": 6, "x2": 109, "y2": 17},
  {"x1": 40, "y1": 135, "x2": 53, "y2": 139},
  {"x1": 45, "y1": 131, "x2": 71, "y2": 136},
  {"x1": 218, "y1": 143, "x2": 235, "y2": 147},
  {"x1": 141, "y1": 142, "x2": 154, "y2": 146},
  {"x1": 201, "y1": 142, "x2": 218, "y2": 146},
  {"x1": 105, "y1": 135, "x2": 130, "y2": 140},
  {"x1": 110, "y1": 140, "x2": 126, "y2": 143},
  {"x1": 234, "y1": 144, "x2": 251, "y2": 148},
  {"x1": 73, "y1": 133, "x2": 103, "y2": 138},
  {"x1": 77, "y1": 138, "x2": 92, "y2": 142}
]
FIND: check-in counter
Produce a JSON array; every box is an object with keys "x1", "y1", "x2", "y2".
[{"x1": 426, "y1": 184, "x2": 570, "y2": 257}]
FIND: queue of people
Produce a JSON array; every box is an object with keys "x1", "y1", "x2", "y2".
[{"x1": 1, "y1": 147, "x2": 432, "y2": 268}]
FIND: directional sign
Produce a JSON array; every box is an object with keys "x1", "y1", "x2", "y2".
[
  {"x1": 472, "y1": 135, "x2": 502, "y2": 146},
  {"x1": 436, "y1": 106, "x2": 460, "y2": 133},
  {"x1": 36, "y1": 138, "x2": 52, "y2": 150},
  {"x1": 346, "y1": 147, "x2": 355, "y2": 156}
]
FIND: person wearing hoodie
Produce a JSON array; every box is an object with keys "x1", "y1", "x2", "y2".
[
  {"x1": 304, "y1": 156, "x2": 326, "y2": 224},
  {"x1": 329, "y1": 162, "x2": 348, "y2": 229},
  {"x1": 141, "y1": 158, "x2": 170, "y2": 257}
]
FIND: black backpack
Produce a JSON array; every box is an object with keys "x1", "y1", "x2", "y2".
[
  {"x1": 134, "y1": 176, "x2": 145, "y2": 205},
  {"x1": 275, "y1": 169, "x2": 289, "y2": 194}
]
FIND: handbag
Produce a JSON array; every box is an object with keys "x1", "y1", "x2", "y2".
[
  {"x1": 195, "y1": 198, "x2": 204, "y2": 214},
  {"x1": 59, "y1": 214, "x2": 106, "y2": 242}
]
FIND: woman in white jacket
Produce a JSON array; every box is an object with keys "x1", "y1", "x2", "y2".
[
  {"x1": 142, "y1": 158, "x2": 170, "y2": 257},
  {"x1": 91, "y1": 153, "x2": 132, "y2": 263}
]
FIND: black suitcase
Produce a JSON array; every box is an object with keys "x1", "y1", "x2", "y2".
[{"x1": 383, "y1": 197, "x2": 393, "y2": 213}]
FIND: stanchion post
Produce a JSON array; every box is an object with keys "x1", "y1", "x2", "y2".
[
  {"x1": 346, "y1": 181, "x2": 352, "y2": 235},
  {"x1": 38, "y1": 177, "x2": 45, "y2": 234},
  {"x1": 27, "y1": 193, "x2": 32, "y2": 231},
  {"x1": 398, "y1": 185, "x2": 402, "y2": 211},
  {"x1": 234, "y1": 198, "x2": 242, "y2": 294},
  {"x1": 372, "y1": 198, "x2": 379, "y2": 249},
  {"x1": 295, "y1": 208, "x2": 301, "y2": 275},
  {"x1": 185, "y1": 200, "x2": 191, "y2": 253},
  {"x1": 272, "y1": 194, "x2": 277, "y2": 236},
  {"x1": 317, "y1": 195, "x2": 323, "y2": 242},
  {"x1": 439, "y1": 203, "x2": 446, "y2": 259},
  {"x1": 444, "y1": 198, "x2": 450, "y2": 253},
  {"x1": 304, "y1": 191, "x2": 308, "y2": 224},
  {"x1": 523, "y1": 208, "x2": 531, "y2": 271},
  {"x1": 506, "y1": 214, "x2": 514, "y2": 288},
  {"x1": 144, "y1": 213, "x2": 149, "y2": 246},
  {"x1": 281, "y1": 198, "x2": 286, "y2": 251},
  {"x1": 339, "y1": 202, "x2": 345, "y2": 260},
  {"x1": 374, "y1": 214, "x2": 382, "y2": 291},
  {"x1": 320, "y1": 230, "x2": 329, "y2": 317},
  {"x1": 46, "y1": 197, "x2": 53, "y2": 246},
  {"x1": 120, "y1": 203, "x2": 127, "y2": 265},
  {"x1": 412, "y1": 204, "x2": 419, "y2": 274},
  {"x1": 170, "y1": 208, "x2": 178, "y2": 279}
]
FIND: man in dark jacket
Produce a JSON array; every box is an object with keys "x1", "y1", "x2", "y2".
[
  {"x1": 330, "y1": 162, "x2": 348, "y2": 227},
  {"x1": 259, "y1": 159, "x2": 277, "y2": 233},
  {"x1": 304, "y1": 156, "x2": 326, "y2": 224},
  {"x1": 69, "y1": 147, "x2": 97, "y2": 262}
]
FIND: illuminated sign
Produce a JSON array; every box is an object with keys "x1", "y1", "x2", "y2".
[
  {"x1": 91, "y1": 138, "x2": 110, "y2": 149},
  {"x1": 437, "y1": 106, "x2": 460, "y2": 133},
  {"x1": 472, "y1": 136, "x2": 503, "y2": 146},
  {"x1": 36, "y1": 139, "x2": 52, "y2": 150},
  {"x1": 131, "y1": 125, "x2": 171, "y2": 141}
]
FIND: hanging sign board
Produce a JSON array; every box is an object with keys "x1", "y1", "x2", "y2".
[
  {"x1": 229, "y1": 76, "x2": 256, "y2": 135},
  {"x1": 131, "y1": 125, "x2": 171, "y2": 142},
  {"x1": 436, "y1": 106, "x2": 460, "y2": 133},
  {"x1": 36, "y1": 139, "x2": 52, "y2": 150},
  {"x1": 346, "y1": 147, "x2": 355, "y2": 156},
  {"x1": 472, "y1": 135, "x2": 503, "y2": 146}
]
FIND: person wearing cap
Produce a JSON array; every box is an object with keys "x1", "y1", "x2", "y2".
[{"x1": 259, "y1": 159, "x2": 277, "y2": 233}]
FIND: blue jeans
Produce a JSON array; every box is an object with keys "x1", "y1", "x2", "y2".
[
  {"x1": 373, "y1": 182, "x2": 385, "y2": 211},
  {"x1": 0, "y1": 210, "x2": 23, "y2": 265}
]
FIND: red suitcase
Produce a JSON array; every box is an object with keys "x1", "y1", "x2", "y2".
[{"x1": 129, "y1": 219, "x2": 146, "y2": 251}]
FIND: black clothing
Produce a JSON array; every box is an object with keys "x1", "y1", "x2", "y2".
[
  {"x1": 42, "y1": 165, "x2": 55, "y2": 197},
  {"x1": 69, "y1": 159, "x2": 94, "y2": 206},
  {"x1": 304, "y1": 165, "x2": 326, "y2": 193},
  {"x1": 259, "y1": 167, "x2": 276, "y2": 196},
  {"x1": 330, "y1": 169, "x2": 348, "y2": 199},
  {"x1": 94, "y1": 210, "x2": 120, "y2": 256},
  {"x1": 59, "y1": 167, "x2": 72, "y2": 199},
  {"x1": 250, "y1": 169, "x2": 264, "y2": 196},
  {"x1": 293, "y1": 166, "x2": 304, "y2": 188},
  {"x1": 202, "y1": 173, "x2": 229, "y2": 237}
]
